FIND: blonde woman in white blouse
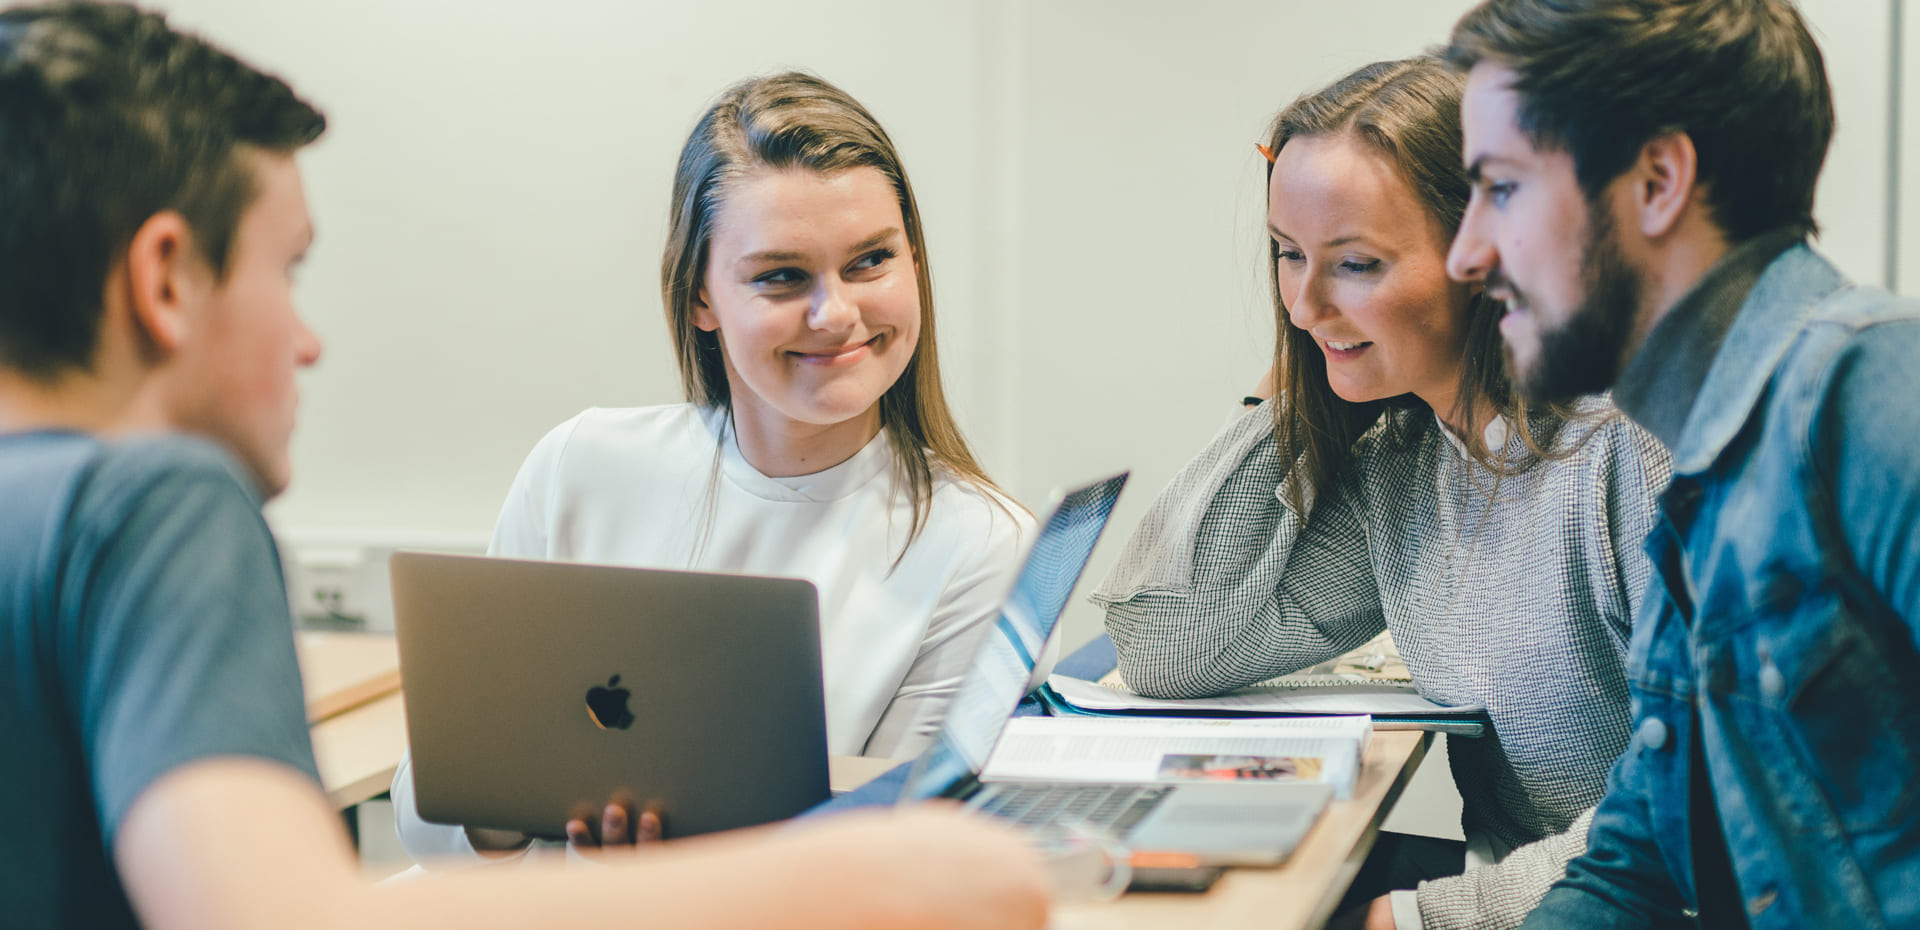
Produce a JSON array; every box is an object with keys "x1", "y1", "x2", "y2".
[{"x1": 394, "y1": 72, "x2": 1031, "y2": 864}]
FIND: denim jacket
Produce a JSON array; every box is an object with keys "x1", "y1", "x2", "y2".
[{"x1": 1523, "y1": 243, "x2": 1920, "y2": 929}]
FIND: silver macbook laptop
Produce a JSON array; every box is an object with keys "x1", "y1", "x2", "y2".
[
  {"x1": 899, "y1": 472, "x2": 1332, "y2": 866},
  {"x1": 391, "y1": 553, "x2": 830, "y2": 838}
]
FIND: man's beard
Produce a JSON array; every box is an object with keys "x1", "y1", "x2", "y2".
[{"x1": 1506, "y1": 204, "x2": 1641, "y2": 405}]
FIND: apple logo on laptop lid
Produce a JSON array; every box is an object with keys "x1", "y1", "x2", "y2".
[{"x1": 586, "y1": 674, "x2": 636, "y2": 730}]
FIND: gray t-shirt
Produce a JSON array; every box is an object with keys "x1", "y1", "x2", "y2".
[{"x1": 0, "y1": 432, "x2": 319, "y2": 929}]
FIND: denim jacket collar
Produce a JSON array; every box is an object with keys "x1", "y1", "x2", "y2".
[{"x1": 1615, "y1": 234, "x2": 1844, "y2": 477}]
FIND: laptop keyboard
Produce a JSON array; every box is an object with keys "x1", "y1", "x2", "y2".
[{"x1": 973, "y1": 782, "x2": 1173, "y2": 834}]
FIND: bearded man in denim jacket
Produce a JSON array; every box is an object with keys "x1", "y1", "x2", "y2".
[{"x1": 1438, "y1": 1, "x2": 1920, "y2": 928}]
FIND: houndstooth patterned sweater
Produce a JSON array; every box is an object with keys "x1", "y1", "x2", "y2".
[{"x1": 1093, "y1": 398, "x2": 1670, "y2": 926}]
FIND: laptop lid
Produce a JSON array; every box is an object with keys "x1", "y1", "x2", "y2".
[
  {"x1": 391, "y1": 553, "x2": 830, "y2": 838},
  {"x1": 900, "y1": 471, "x2": 1129, "y2": 802}
]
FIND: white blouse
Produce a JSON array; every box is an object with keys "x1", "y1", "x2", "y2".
[{"x1": 485, "y1": 403, "x2": 1035, "y2": 758}]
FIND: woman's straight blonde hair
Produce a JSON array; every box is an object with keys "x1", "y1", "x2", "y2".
[{"x1": 660, "y1": 71, "x2": 1015, "y2": 554}]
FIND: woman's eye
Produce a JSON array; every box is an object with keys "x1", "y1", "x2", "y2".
[
  {"x1": 755, "y1": 268, "x2": 806, "y2": 287},
  {"x1": 1339, "y1": 259, "x2": 1380, "y2": 274},
  {"x1": 850, "y1": 248, "x2": 895, "y2": 273},
  {"x1": 1488, "y1": 181, "x2": 1517, "y2": 207},
  {"x1": 1275, "y1": 249, "x2": 1305, "y2": 263}
]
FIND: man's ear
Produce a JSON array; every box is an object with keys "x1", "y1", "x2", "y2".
[
  {"x1": 1631, "y1": 131, "x2": 1699, "y2": 240},
  {"x1": 122, "y1": 211, "x2": 207, "y2": 357}
]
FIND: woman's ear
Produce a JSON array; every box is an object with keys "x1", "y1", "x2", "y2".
[
  {"x1": 692, "y1": 285, "x2": 720, "y2": 333},
  {"x1": 122, "y1": 210, "x2": 205, "y2": 357}
]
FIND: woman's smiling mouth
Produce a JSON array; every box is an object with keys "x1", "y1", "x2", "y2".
[
  {"x1": 1323, "y1": 338, "x2": 1373, "y2": 360},
  {"x1": 790, "y1": 334, "x2": 882, "y2": 366}
]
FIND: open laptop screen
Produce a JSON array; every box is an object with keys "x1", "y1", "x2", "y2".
[{"x1": 899, "y1": 471, "x2": 1128, "y2": 801}]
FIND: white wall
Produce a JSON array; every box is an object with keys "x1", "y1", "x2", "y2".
[
  {"x1": 1904, "y1": 0, "x2": 1919, "y2": 293},
  {"x1": 146, "y1": 0, "x2": 1908, "y2": 647},
  {"x1": 993, "y1": 0, "x2": 1484, "y2": 648},
  {"x1": 152, "y1": 0, "x2": 999, "y2": 549},
  {"x1": 1803, "y1": 0, "x2": 1896, "y2": 291}
]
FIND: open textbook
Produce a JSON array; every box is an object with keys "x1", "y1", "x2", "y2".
[{"x1": 980, "y1": 714, "x2": 1372, "y2": 798}]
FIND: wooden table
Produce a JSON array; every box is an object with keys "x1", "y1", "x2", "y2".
[
  {"x1": 311, "y1": 690, "x2": 410, "y2": 809},
  {"x1": 297, "y1": 631, "x2": 402, "y2": 722},
  {"x1": 1042, "y1": 730, "x2": 1430, "y2": 930},
  {"x1": 295, "y1": 631, "x2": 408, "y2": 809},
  {"x1": 810, "y1": 728, "x2": 1433, "y2": 930},
  {"x1": 298, "y1": 632, "x2": 1429, "y2": 928}
]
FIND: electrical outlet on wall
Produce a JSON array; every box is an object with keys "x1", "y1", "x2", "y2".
[
  {"x1": 276, "y1": 534, "x2": 489, "y2": 634},
  {"x1": 287, "y1": 546, "x2": 375, "y2": 632}
]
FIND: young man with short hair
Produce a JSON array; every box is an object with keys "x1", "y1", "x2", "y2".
[
  {"x1": 0, "y1": 4, "x2": 1049, "y2": 929},
  {"x1": 1444, "y1": 1, "x2": 1920, "y2": 927}
]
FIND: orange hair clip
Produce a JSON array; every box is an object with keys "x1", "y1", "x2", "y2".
[{"x1": 1255, "y1": 142, "x2": 1277, "y2": 164}]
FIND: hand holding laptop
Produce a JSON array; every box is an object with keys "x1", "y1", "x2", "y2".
[
  {"x1": 565, "y1": 797, "x2": 666, "y2": 849},
  {"x1": 461, "y1": 796, "x2": 668, "y2": 855}
]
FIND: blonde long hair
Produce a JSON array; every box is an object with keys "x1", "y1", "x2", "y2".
[{"x1": 660, "y1": 71, "x2": 1015, "y2": 552}]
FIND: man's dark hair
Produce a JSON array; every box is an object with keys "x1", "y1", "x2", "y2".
[
  {"x1": 0, "y1": 1, "x2": 325, "y2": 380},
  {"x1": 1446, "y1": 0, "x2": 1833, "y2": 242}
]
